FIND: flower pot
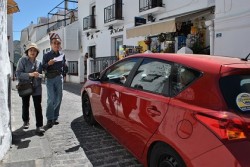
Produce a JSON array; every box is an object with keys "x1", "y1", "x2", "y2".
[{"x1": 144, "y1": 40, "x2": 151, "y2": 45}]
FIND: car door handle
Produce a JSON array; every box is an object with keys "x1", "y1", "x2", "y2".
[{"x1": 147, "y1": 106, "x2": 161, "y2": 117}]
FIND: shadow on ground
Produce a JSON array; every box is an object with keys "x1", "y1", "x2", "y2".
[
  {"x1": 11, "y1": 126, "x2": 43, "y2": 149},
  {"x1": 63, "y1": 82, "x2": 83, "y2": 96},
  {"x1": 71, "y1": 116, "x2": 143, "y2": 167}
]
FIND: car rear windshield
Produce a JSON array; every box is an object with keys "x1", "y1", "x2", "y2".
[{"x1": 220, "y1": 75, "x2": 250, "y2": 113}]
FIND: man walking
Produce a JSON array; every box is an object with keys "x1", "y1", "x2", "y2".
[{"x1": 42, "y1": 35, "x2": 66, "y2": 128}]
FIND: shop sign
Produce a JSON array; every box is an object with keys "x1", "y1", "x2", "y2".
[
  {"x1": 110, "y1": 26, "x2": 124, "y2": 35},
  {"x1": 134, "y1": 17, "x2": 146, "y2": 27},
  {"x1": 216, "y1": 33, "x2": 222, "y2": 38}
]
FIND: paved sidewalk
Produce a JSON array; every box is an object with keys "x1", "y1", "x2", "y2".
[{"x1": 0, "y1": 81, "x2": 92, "y2": 167}]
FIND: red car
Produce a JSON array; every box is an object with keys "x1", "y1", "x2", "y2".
[{"x1": 81, "y1": 53, "x2": 250, "y2": 167}]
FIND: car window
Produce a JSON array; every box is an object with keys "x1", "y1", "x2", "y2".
[
  {"x1": 220, "y1": 75, "x2": 250, "y2": 113},
  {"x1": 171, "y1": 64, "x2": 200, "y2": 96},
  {"x1": 130, "y1": 58, "x2": 171, "y2": 94},
  {"x1": 102, "y1": 58, "x2": 138, "y2": 85}
]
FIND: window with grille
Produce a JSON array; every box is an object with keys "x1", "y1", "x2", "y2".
[{"x1": 68, "y1": 61, "x2": 78, "y2": 75}]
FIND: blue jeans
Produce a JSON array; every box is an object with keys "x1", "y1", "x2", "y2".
[{"x1": 46, "y1": 75, "x2": 63, "y2": 121}]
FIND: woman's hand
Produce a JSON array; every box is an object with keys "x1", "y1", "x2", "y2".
[{"x1": 29, "y1": 71, "x2": 40, "y2": 78}]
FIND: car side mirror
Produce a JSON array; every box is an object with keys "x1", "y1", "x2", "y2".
[{"x1": 88, "y1": 72, "x2": 101, "y2": 81}]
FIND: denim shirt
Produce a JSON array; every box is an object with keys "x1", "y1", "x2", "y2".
[{"x1": 16, "y1": 56, "x2": 42, "y2": 96}]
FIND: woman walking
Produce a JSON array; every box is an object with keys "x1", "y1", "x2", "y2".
[{"x1": 16, "y1": 43, "x2": 45, "y2": 134}]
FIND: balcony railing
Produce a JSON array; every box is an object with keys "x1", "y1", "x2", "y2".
[
  {"x1": 47, "y1": 20, "x2": 64, "y2": 33},
  {"x1": 46, "y1": 17, "x2": 78, "y2": 34},
  {"x1": 104, "y1": 3, "x2": 123, "y2": 24},
  {"x1": 139, "y1": 0, "x2": 164, "y2": 12},
  {"x1": 90, "y1": 56, "x2": 118, "y2": 73},
  {"x1": 68, "y1": 61, "x2": 78, "y2": 75},
  {"x1": 83, "y1": 15, "x2": 96, "y2": 31}
]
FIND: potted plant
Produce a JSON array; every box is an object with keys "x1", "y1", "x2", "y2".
[
  {"x1": 157, "y1": 33, "x2": 166, "y2": 43},
  {"x1": 144, "y1": 36, "x2": 152, "y2": 45},
  {"x1": 164, "y1": 43, "x2": 175, "y2": 53}
]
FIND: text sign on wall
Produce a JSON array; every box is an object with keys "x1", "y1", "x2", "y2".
[{"x1": 135, "y1": 17, "x2": 146, "y2": 27}]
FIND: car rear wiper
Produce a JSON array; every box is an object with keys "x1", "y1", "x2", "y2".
[{"x1": 241, "y1": 53, "x2": 250, "y2": 61}]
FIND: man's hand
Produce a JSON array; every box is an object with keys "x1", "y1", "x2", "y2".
[{"x1": 48, "y1": 59, "x2": 55, "y2": 65}]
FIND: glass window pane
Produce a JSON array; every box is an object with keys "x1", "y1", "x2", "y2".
[
  {"x1": 102, "y1": 58, "x2": 138, "y2": 85},
  {"x1": 131, "y1": 58, "x2": 171, "y2": 94},
  {"x1": 220, "y1": 75, "x2": 250, "y2": 113},
  {"x1": 171, "y1": 64, "x2": 200, "y2": 96}
]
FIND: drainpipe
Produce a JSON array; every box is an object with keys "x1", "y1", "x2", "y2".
[{"x1": 205, "y1": 20, "x2": 214, "y2": 55}]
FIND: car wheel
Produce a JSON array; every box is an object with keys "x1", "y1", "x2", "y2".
[
  {"x1": 82, "y1": 93, "x2": 96, "y2": 125},
  {"x1": 149, "y1": 143, "x2": 186, "y2": 167}
]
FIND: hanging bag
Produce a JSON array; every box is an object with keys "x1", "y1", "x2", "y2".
[
  {"x1": 16, "y1": 81, "x2": 34, "y2": 97},
  {"x1": 16, "y1": 61, "x2": 36, "y2": 97}
]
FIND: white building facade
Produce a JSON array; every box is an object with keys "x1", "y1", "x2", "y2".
[
  {"x1": 78, "y1": 0, "x2": 215, "y2": 64},
  {"x1": 19, "y1": 0, "x2": 250, "y2": 84},
  {"x1": 214, "y1": 0, "x2": 250, "y2": 58}
]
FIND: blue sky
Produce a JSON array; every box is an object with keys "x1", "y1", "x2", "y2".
[{"x1": 13, "y1": 0, "x2": 70, "y2": 40}]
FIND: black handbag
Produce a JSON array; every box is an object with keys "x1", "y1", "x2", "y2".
[
  {"x1": 16, "y1": 61, "x2": 36, "y2": 97},
  {"x1": 16, "y1": 82, "x2": 34, "y2": 97}
]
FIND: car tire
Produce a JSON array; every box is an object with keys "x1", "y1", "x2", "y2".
[
  {"x1": 82, "y1": 93, "x2": 96, "y2": 125},
  {"x1": 149, "y1": 142, "x2": 186, "y2": 167}
]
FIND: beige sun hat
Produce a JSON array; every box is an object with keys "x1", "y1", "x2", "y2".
[{"x1": 25, "y1": 43, "x2": 40, "y2": 55}]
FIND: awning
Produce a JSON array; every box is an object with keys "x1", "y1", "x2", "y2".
[
  {"x1": 126, "y1": 19, "x2": 176, "y2": 39},
  {"x1": 126, "y1": 6, "x2": 214, "y2": 39},
  {"x1": 7, "y1": 0, "x2": 19, "y2": 14}
]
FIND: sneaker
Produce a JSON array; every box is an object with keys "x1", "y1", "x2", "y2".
[
  {"x1": 23, "y1": 122, "x2": 29, "y2": 129},
  {"x1": 53, "y1": 119, "x2": 59, "y2": 125},
  {"x1": 36, "y1": 127, "x2": 45, "y2": 133},
  {"x1": 46, "y1": 120, "x2": 53, "y2": 129}
]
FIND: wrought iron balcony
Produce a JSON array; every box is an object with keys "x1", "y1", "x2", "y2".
[
  {"x1": 83, "y1": 15, "x2": 96, "y2": 31},
  {"x1": 47, "y1": 20, "x2": 64, "y2": 33},
  {"x1": 139, "y1": 0, "x2": 164, "y2": 12},
  {"x1": 104, "y1": 2, "x2": 123, "y2": 24}
]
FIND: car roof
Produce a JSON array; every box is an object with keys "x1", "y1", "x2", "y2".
[{"x1": 128, "y1": 53, "x2": 250, "y2": 73}]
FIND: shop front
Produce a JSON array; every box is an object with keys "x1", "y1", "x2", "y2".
[{"x1": 126, "y1": 7, "x2": 214, "y2": 54}]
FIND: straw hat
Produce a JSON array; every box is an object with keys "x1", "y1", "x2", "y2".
[{"x1": 25, "y1": 43, "x2": 40, "y2": 55}]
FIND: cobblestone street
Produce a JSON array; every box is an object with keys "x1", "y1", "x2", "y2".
[{"x1": 0, "y1": 82, "x2": 142, "y2": 167}]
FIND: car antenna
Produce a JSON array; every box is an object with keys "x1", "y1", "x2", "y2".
[{"x1": 241, "y1": 53, "x2": 250, "y2": 61}]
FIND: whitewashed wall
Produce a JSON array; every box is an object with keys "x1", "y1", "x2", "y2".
[
  {"x1": 214, "y1": 0, "x2": 250, "y2": 57},
  {"x1": 36, "y1": 35, "x2": 51, "y2": 62},
  {"x1": 7, "y1": 14, "x2": 14, "y2": 78},
  {"x1": 35, "y1": 25, "x2": 48, "y2": 42},
  {"x1": 0, "y1": 0, "x2": 12, "y2": 160}
]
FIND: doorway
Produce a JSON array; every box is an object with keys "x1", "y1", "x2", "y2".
[
  {"x1": 115, "y1": 37, "x2": 123, "y2": 59},
  {"x1": 88, "y1": 45, "x2": 96, "y2": 58}
]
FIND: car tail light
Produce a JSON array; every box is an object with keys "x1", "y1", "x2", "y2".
[{"x1": 195, "y1": 111, "x2": 247, "y2": 141}]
